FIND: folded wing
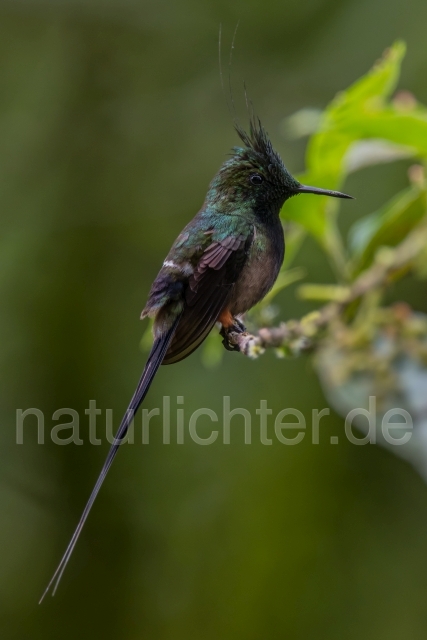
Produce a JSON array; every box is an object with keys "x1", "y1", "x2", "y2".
[{"x1": 163, "y1": 232, "x2": 252, "y2": 364}]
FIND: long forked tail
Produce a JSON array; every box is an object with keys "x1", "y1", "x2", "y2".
[{"x1": 39, "y1": 317, "x2": 180, "y2": 603}]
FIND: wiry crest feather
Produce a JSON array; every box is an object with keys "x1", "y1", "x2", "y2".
[{"x1": 234, "y1": 116, "x2": 284, "y2": 169}]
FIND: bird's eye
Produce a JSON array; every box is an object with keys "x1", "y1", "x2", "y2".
[{"x1": 250, "y1": 174, "x2": 263, "y2": 185}]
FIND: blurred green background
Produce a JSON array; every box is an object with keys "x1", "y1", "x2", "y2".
[{"x1": 1, "y1": 1, "x2": 427, "y2": 638}]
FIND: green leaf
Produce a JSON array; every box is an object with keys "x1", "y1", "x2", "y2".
[
  {"x1": 345, "y1": 139, "x2": 415, "y2": 173},
  {"x1": 325, "y1": 40, "x2": 406, "y2": 123},
  {"x1": 281, "y1": 108, "x2": 322, "y2": 139},
  {"x1": 281, "y1": 41, "x2": 409, "y2": 256},
  {"x1": 341, "y1": 109, "x2": 427, "y2": 156},
  {"x1": 349, "y1": 185, "x2": 427, "y2": 273},
  {"x1": 298, "y1": 283, "x2": 350, "y2": 302}
]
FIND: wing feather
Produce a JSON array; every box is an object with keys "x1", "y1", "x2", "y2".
[{"x1": 162, "y1": 232, "x2": 252, "y2": 365}]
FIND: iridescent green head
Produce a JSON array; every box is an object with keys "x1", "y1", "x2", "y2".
[{"x1": 206, "y1": 117, "x2": 352, "y2": 216}]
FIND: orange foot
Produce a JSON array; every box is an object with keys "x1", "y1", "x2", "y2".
[{"x1": 218, "y1": 310, "x2": 246, "y2": 352}]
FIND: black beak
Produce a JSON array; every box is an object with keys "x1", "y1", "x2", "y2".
[{"x1": 295, "y1": 185, "x2": 354, "y2": 199}]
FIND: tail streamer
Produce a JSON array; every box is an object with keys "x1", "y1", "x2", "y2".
[{"x1": 39, "y1": 316, "x2": 180, "y2": 602}]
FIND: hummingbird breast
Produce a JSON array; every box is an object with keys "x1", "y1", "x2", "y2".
[{"x1": 229, "y1": 217, "x2": 285, "y2": 316}]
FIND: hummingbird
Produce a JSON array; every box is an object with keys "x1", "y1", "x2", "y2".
[{"x1": 40, "y1": 116, "x2": 352, "y2": 600}]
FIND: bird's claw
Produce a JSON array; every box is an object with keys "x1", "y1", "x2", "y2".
[
  {"x1": 221, "y1": 335, "x2": 240, "y2": 352},
  {"x1": 220, "y1": 318, "x2": 246, "y2": 352},
  {"x1": 232, "y1": 317, "x2": 246, "y2": 333}
]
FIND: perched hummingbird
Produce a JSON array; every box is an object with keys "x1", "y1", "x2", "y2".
[{"x1": 40, "y1": 116, "x2": 352, "y2": 600}]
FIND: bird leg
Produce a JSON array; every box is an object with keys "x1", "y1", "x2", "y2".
[{"x1": 218, "y1": 309, "x2": 246, "y2": 352}]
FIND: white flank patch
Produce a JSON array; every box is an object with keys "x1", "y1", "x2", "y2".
[{"x1": 163, "y1": 260, "x2": 193, "y2": 275}]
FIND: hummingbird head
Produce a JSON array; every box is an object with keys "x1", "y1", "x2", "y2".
[{"x1": 206, "y1": 117, "x2": 352, "y2": 216}]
